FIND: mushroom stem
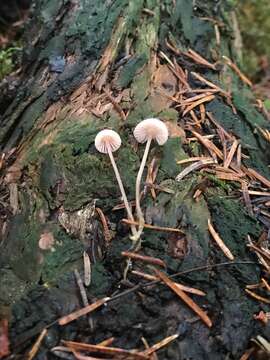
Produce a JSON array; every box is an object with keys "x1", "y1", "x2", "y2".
[
  {"x1": 135, "y1": 137, "x2": 152, "y2": 234},
  {"x1": 107, "y1": 147, "x2": 138, "y2": 238}
]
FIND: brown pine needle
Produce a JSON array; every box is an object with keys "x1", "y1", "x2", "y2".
[
  {"x1": 181, "y1": 92, "x2": 213, "y2": 104},
  {"x1": 261, "y1": 278, "x2": 270, "y2": 292},
  {"x1": 97, "y1": 337, "x2": 115, "y2": 347},
  {"x1": 191, "y1": 72, "x2": 220, "y2": 90},
  {"x1": 122, "y1": 251, "x2": 166, "y2": 268},
  {"x1": 103, "y1": 88, "x2": 126, "y2": 121},
  {"x1": 63, "y1": 341, "x2": 149, "y2": 360},
  {"x1": 242, "y1": 190, "x2": 270, "y2": 196},
  {"x1": 141, "y1": 337, "x2": 159, "y2": 360},
  {"x1": 200, "y1": 103, "x2": 206, "y2": 122},
  {"x1": 113, "y1": 200, "x2": 136, "y2": 211},
  {"x1": 177, "y1": 157, "x2": 213, "y2": 165},
  {"x1": 208, "y1": 219, "x2": 234, "y2": 260},
  {"x1": 182, "y1": 95, "x2": 215, "y2": 116},
  {"x1": 131, "y1": 270, "x2": 206, "y2": 296},
  {"x1": 215, "y1": 173, "x2": 243, "y2": 182},
  {"x1": 190, "y1": 130, "x2": 223, "y2": 160},
  {"x1": 121, "y1": 218, "x2": 184, "y2": 234},
  {"x1": 224, "y1": 140, "x2": 238, "y2": 168},
  {"x1": 189, "y1": 110, "x2": 202, "y2": 128},
  {"x1": 245, "y1": 289, "x2": 270, "y2": 304},
  {"x1": 152, "y1": 268, "x2": 212, "y2": 327},
  {"x1": 72, "y1": 350, "x2": 105, "y2": 359},
  {"x1": 223, "y1": 56, "x2": 252, "y2": 87},
  {"x1": 27, "y1": 329, "x2": 47, "y2": 360},
  {"x1": 176, "y1": 159, "x2": 216, "y2": 181},
  {"x1": 241, "y1": 182, "x2": 253, "y2": 216},
  {"x1": 142, "y1": 334, "x2": 179, "y2": 356},
  {"x1": 246, "y1": 168, "x2": 270, "y2": 188},
  {"x1": 58, "y1": 297, "x2": 110, "y2": 326},
  {"x1": 96, "y1": 207, "x2": 112, "y2": 243},
  {"x1": 185, "y1": 49, "x2": 216, "y2": 70},
  {"x1": 239, "y1": 347, "x2": 256, "y2": 360}
]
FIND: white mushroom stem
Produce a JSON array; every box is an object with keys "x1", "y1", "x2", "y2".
[
  {"x1": 135, "y1": 137, "x2": 152, "y2": 234},
  {"x1": 107, "y1": 148, "x2": 138, "y2": 238}
]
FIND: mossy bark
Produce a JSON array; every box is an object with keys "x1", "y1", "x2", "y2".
[{"x1": 0, "y1": 0, "x2": 270, "y2": 359}]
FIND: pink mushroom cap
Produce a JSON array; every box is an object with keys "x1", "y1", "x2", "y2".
[
  {"x1": 133, "y1": 118, "x2": 168, "y2": 145},
  {"x1": 95, "y1": 129, "x2": 121, "y2": 154}
]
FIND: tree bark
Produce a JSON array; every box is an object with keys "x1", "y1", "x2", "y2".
[{"x1": 0, "y1": 0, "x2": 270, "y2": 359}]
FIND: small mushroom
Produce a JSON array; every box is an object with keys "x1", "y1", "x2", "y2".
[
  {"x1": 95, "y1": 129, "x2": 137, "y2": 238},
  {"x1": 133, "y1": 118, "x2": 168, "y2": 236}
]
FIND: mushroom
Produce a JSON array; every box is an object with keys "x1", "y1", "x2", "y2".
[
  {"x1": 95, "y1": 129, "x2": 137, "y2": 238},
  {"x1": 133, "y1": 118, "x2": 168, "y2": 235}
]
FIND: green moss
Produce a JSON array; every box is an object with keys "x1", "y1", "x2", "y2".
[
  {"x1": 41, "y1": 228, "x2": 83, "y2": 283},
  {"x1": 207, "y1": 189, "x2": 261, "y2": 258},
  {"x1": 160, "y1": 138, "x2": 186, "y2": 178},
  {"x1": 117, "y1": 55, "x2": 148, "y2": 88},
  {"x1": 237, "y1": 0, "x2": 270, "y2": 79},
  {"x1": 90, "y1": 262, "x2": 112, "y2": 296},
  {"x1": 0, "y1": 46, "x2": 21, "y2": 80}
]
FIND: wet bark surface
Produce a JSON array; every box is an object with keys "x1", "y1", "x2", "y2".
[{"x1": 0, "y1": 0, "x2": 270, "y2": 359}]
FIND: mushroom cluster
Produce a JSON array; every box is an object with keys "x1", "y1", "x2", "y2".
[{"x1": 95, "y1": 118, "x2": 168, "y2": 247}]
